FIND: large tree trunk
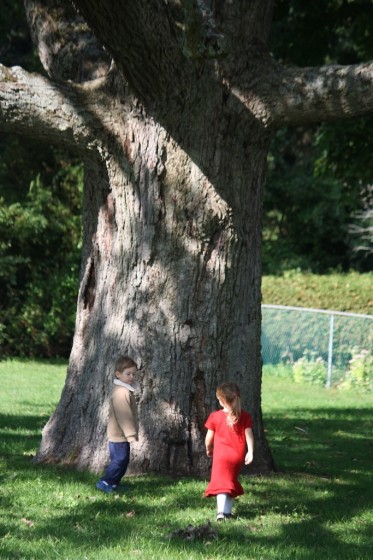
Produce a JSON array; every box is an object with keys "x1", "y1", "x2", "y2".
[
  {"x1": 36, "y1": 81, "x2": 274, "y2": 475},
  {"x1": 1, "y1": 0, "x2": 372, "y2": 477},
  {"x1": 20, "y1": 0, "x2": 277, "y2": 477}
]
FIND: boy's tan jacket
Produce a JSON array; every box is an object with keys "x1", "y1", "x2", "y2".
[{"x1": 107, "y1": 385, "x2": 139, "y2": 443}]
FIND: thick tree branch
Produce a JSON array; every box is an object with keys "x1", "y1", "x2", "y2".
[
  {"x1": 248, "y1": 61, "x2": 373, "y2": 129},
  {"x1": 0, "y1": 64, "x2": 105, "y2": 151},
  {"x1": 25, "y1": 0, "x2": 111, "y2": 82},
  {"x1": 72, "y1": 0, "x2": 190, "y2": 101},
  {"x1": 71, "y1": 1, "x2": 275, "y2": 104}
]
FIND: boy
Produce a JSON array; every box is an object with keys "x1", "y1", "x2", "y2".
[{"x1": 96, "y1": 355, "x2": 139, "y2": 493}]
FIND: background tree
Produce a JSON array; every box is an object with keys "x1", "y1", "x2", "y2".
[
  {"x1": 264, "y1": 0, "x2": 373, "y2": 273},
  {"x1": 0, "y1": 0, "x2": 372, "y2": 476},
  {"x1": 0, "y1": 155, "x2": 82, "y2": 356},
  {"x1": 0, "y1": 1, "x2": 83, "y2": 357}
]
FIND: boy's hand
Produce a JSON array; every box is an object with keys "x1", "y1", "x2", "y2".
[{"x1": 206, "y1": 448, "x2": 213, "y2": 457}]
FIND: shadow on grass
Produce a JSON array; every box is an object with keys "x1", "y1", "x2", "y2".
[
  {"x1": 0, "y1": 413, "x2": 50, "y2": 456},
  {"x1": 0, "y1": 407, "x2": 372, "y2": 559},
  {"x1": 263, "y1": 407, "x2": 372, "y2": 477}
]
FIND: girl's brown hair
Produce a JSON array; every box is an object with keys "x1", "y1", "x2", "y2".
[{"x1": 216, "y1": 382, "x2": 241, "y2": 427}]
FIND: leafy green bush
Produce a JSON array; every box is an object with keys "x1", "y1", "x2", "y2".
[
  {"x1": 264, "y1": 349, "x2": 372, "y2": 393},
  {"x1": 261, "y1": 363, "x2": 293, "y2": 378},
  {"x1": 0, "y1": 143, "x2": 82, "y2": 358},
  {"x1": 338, "y1": 348, "x2": 373, "y2": 391},
  {"x1": 292, "y1": 351, "x2": 328, "y2": 386}
]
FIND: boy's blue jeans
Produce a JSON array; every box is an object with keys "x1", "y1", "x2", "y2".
[{"x1": 101, "y1": 441, "x2": 130, "y2": 486}]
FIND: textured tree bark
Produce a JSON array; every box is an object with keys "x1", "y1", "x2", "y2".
[
  {"x1": 0, "y1": 0, "x2": 372, "y2": 476},
  {"x1": 34, "y1": 83, "x2": 273, "y2": 475}
]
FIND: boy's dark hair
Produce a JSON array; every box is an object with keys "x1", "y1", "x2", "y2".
[{"x1": 115, "y1": 355, "x2": 137, "y2": 372}]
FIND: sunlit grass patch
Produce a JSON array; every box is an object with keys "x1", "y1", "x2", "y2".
[{"x1": 0, "y1": 360, "x2": 372, "y2": 560}]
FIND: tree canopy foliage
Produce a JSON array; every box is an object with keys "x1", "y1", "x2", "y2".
[
  {"x1": 0, "y1": 0, "x2": 83, "y2": 357},
  {"x1": 265, "y1": 0, "x2": 373, "y2": 273}
]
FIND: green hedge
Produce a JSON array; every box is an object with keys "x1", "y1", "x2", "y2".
[{"x1": 262, "y1": 271, "x2": 373, "y2": 315}]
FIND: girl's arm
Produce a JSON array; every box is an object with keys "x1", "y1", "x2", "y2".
[
  {"x1": 205, "y1": 429, "x2": 215, "y2": 457},
  {"x1": 244, "y1": 427, "x2": 254, "y2": 465}
]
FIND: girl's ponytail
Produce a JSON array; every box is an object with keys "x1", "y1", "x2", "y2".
[{"x1": 216, "y1": 382, "x2": 242, "y2": 427}]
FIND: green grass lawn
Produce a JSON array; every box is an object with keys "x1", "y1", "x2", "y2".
[{"x1": 0, "y1": 360, "x2": 372, "y2": 560}]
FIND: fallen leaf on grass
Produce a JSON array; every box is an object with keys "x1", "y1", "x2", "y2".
[
  {"x1": 21, "y1": 518, "x2": 34, "y2": 527},
  {"x1": 125, "y1": 511, "x2": 136, "y2": 518}
]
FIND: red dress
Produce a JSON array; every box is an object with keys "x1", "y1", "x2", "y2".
[{"x1": 205, "y1": 409, "x2": 252, "y2": 498}]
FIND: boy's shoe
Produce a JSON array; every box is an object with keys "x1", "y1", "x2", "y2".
[
  {"x1": 223, "y1": 513, "x2": 234, "y2": 519},
  {"x1": 96, "y1": 480, "x2": 114, "y2": 493},
  {"x1": 216, "y1": 512, "x2": 225, "y2": 521}
]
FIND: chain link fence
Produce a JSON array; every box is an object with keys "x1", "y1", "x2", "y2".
[{"x1": 261, "y1": 304, "x2": 373, "y2": 388}]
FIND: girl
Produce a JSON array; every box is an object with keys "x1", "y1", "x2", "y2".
[{"x1": 205, "y1": 382, "x2": 254, "y2": 521}]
